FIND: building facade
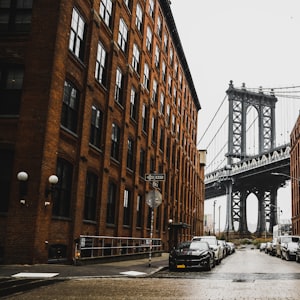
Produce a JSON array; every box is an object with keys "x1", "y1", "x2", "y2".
[
  {"x1": 290, "y1": 114, "x2": 300, "y2": 235},
  {"x1": 0, "y1": 0, "x2": 204, "y2": 264}
]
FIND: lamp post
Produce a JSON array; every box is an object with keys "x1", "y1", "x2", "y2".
[{"x1": 213, "y1": 200, "x2": 216, "y2": 235}]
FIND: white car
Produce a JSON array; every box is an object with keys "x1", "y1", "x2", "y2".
[
  {"x1": 280, "y1": 236, "x2": 300, "y2": 260},
  {"x1": 192, "y1": 236, "x2": 222, "y2": 264}
]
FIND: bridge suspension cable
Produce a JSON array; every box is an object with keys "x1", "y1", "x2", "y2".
[{"x1": 197, "y1": 94, "x2": 228, "y2": 147}]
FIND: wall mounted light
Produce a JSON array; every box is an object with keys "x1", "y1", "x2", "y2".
[
  {"x1": 17, "y1": 171, "x2": 29, "y2": 205},
  {"x1": 45, "y1": 175, "x2": 58, "y2": 206}
]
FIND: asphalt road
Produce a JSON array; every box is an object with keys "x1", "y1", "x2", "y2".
[{"x1": 3, "y1": 247, "x2": 300, "y2": 299}]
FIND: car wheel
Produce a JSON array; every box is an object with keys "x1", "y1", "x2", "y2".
[
  {"x1": 296, "y1": 255, "x2": 300, "y2": 263},
  {"x1": 206, "y1": 258, "x2": 212, "y2": 271}
]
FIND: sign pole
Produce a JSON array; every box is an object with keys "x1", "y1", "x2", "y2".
[
  {"x1": 149, "y1": 204, "x2": 154, "y2": 267},
  {"x1": 145, "y1": 175, "x2": 164, "y2": 267}
]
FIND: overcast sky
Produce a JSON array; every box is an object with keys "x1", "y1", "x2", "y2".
[{"x1": 170, "y1": 0, "x2": 300, "y2": 229}]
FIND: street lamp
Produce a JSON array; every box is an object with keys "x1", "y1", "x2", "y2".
[
  {"x1": 45, "y1": 175, "x2": 59, "y2": 206},
  {"x1": 271, "y1": 172, "x2": 300, "y2": 182},
  {"x1": 265, "y1": 202, "x2": 282, "y2": 236},
  {"x1": 213, "y1": 200, "x2": 216, "y2": 235},
  {"x1": 17, "y1": 171, "x2": 29, "y2": 205}
]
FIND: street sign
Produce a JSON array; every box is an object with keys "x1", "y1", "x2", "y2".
[
  {"x1": 146, "y1": 190, "x2": 162, "y2": 208},
  {"x1": 145, "y1": 173, "x2": 165, "y2": 181}
]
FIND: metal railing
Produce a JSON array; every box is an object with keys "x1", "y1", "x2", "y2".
[{"x1": 74, "y1": 235, "x2": 162, "y2": 261}]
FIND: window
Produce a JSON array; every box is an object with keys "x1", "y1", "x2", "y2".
[
  {"x1": 135, "y1": 3, "x2": 143, "y2": 32},
  {"x1": 166, "y1": 104, "x2": 170, "y2": 125},
  {"x1": 157, "y1": 15, "x2": 162, "y2": 38},
  {"x1": 154, "y1": 45, "x2": 160, "y2": 67},
  {"x1": 159, "y1": 92, "x2": 165, "y2": 114},
  {"x1": 0, "y1": 149, "x2": 14, "y2": 212},
  {"x1": 151, "y1": 116, "x2": 156, "y2": 143},
  {"x1": 106, "y1": 181, "x2": 117, "y2": 224},
  {"x1": 146, "y1": 26, "x2": 152, "y2": 52},
  {"x1": 130, "y1": 87, "x2": 137, "y2": 120},
  {"x1": 168, "y1": 75, "x2": 172, "y2": 95},
  {"x1": 159, "y1": 127, "x2": 164, "y2": 151},
  {"x1": 150, "y1": 156, "x2": 155, "y2": 173},
  {"x1": 163, "y1": 32, "x2": 168, "y2": 52},
  {"x1": 111, "y1": 123, "x2": 120, "y2": 160},
  {"x1": 114, "y1": 68, "x2": 123, "y2": 105},
  {"x1": 0, "y1": 0, "x2": 32, "y2": 32},
  {"x1": 69, "y1": 8, "x2": 86, "y2": 61},
  {"x1": 143, "y1": 63, "x2": 149, "y2": 90},
  {"x1": 172, "y1": 114, "x2": 175, "y2": 132},
  {"x1": 142, "y1": 103, "x2": 147, "y2": 132},
  {"x1": 100, "y1": 0, "x2": 112, "y2": 28},
  {"x1": 52, "y1": 158, "x2": 73, "y2": 218},
  {"x1": 118, "y1": 18, "x2": 128, "y2": 53},
  {"x1": 176, "y1": 123, "x2": 180, "y2": 140},
  {"x1": 84, "y1": 172, "x2": 98, "y2": 221},
  {"x1": 156, "y1": 206, "x2": 160, "y2": 230},
  {"x1": 90, "y1": 105, "x2": 103, "y2": 148},
  {"x1": 147, "y1": 206, "x2": 151, "y2": 228},
  {"x1": 139, "y1": 148, "x2": 146, "y2": 177},
  {"x1": 152, "y1": 79, "x2": 158, "y2": 102},
  {"x1": 132, "y1": 43, "x2": 140, "y2": 73},
  {"x1": 127, "y1": 138, "x2": 134, "y2": 169},
  {"x1": 161, "y1": 61, "x2": 166, "y2": 82},
  {"x1": 123, "y1": 0, "x2": 131, "y2": 11},
  {"x1": 136, "y1": 195, "x2": 142, "y2": 227},
  {"x1": 169, "y1": 47, "x2": 173, "y2": 66},
  {"x1": 0, "y1": 65, "x2": 24, "y2": 115},
  {"x1": 173, "y1": 87, "x2": 177, "y2": 104},
  {"x1": 61, "y1": 81, "x2": 79, "y2": 133},
  {"x1": 123, "y1": 189, "x2": 131, "y2": 226},
  {"x1": 148, "y1": 0, "x2": 154, "y2": 18},
  {"x1": 174, "y1": 62, "x2": 178, "y2": 78},
  {"x1": 95, "y1": 42, "x2": 107, "y2": 86}
]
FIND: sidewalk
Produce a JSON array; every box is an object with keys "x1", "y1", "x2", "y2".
[{"x1": 0, "y1": 253, "x2": 169, "y2": 279}]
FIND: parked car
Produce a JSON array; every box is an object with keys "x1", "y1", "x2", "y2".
[
  {"x1": 192, "y1": 236, "x2": 222, "y2": 264},
  {"x1": 226, "y1": 242, "x2": 235, "y2": 254},
  {"x1": 295, "y1": 242, "x2": 300, "y2": 263},
  {"x1": 259, "y1": 242, "x2": 266, "y2": 252},
  {"x1": 265, "y1": 242, "x2": 272, "y2": 254},
  {"x1": 218, "y1": 240, "x2": 227, "y2": 258},
  {"x1": 169, "y1": 240, "x2": 215, "y2": 271},
  {"x1": 280, "y1": 236, "x2": 300, "y2": 260},
  {"x1": 268, "y1": 238, "x2": 277, "y2": 256},
  {"x1": 276, "y1": 235, "x2": 300, "y2": 259}
]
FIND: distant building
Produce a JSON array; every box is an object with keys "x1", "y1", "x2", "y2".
[
  {"x1": 0, "y1": 0, "x2": 204, "y2": 263},
  {"x1": 290, "y1": 114, "x2": 300, "y2": 235}
]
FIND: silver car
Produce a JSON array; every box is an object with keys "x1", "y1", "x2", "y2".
[{"x1": 192, "y1": 236, "x2": 222, "y2": 265}]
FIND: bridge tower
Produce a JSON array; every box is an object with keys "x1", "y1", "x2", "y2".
[{"x1": 224, "y1": 80, "x2": 280, "y2": 236}]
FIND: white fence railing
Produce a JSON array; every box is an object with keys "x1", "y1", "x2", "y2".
[{"x1": 74, "y1": 235, "x2": 162, "y2": 261}]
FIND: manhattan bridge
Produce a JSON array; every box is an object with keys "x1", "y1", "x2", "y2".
[{"x1": 201, "y1": 80, "x2": 300, "y2": 237}]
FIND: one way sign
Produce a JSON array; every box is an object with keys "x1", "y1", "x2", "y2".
[{"x1": 145, "y1": 173, "x2": 165, "y2": 181}]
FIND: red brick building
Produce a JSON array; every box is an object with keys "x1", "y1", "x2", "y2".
[
  {"x1": 290, "y1": 114, "x2": 300, "y2": 235},
  {"x1": 0, "y1": 0, "x2": 204, "y2": 264}
]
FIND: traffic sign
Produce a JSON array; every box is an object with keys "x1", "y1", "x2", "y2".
[
  {"x1": 146, "y1": 190, "x2": 162, "y2": 208},
  {"x1": 145, "y1": 173, "x2": 165, "y2": 181}
]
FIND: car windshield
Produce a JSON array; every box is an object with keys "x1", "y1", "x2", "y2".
[
  {"x1": 189, "y1": 241, "x2": 209, "y2": 251},
  {"x1": 281, "y1": 236, "x2": 299, "y2": 243},
  {"x1": 198, "y1": 238, "x2": 217, "y2": 245}
]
